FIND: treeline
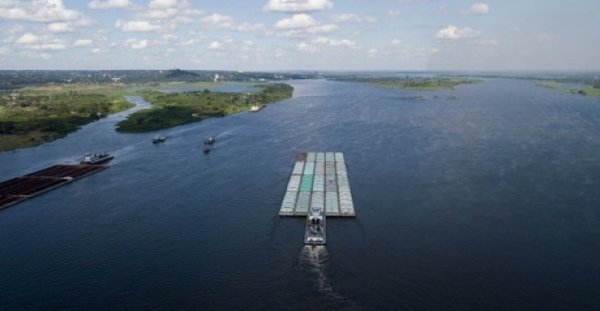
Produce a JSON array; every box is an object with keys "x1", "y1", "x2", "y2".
[
  {"x1": 0, "y1": 90, "x2": 132, "y2": 136},
  {"x1": 0, "y1": 70, "x2": 318, "y2": 89},
  {"x1": 116, "y1": 83, "x2": 293, "y2": 132},
  {"x1": 331, "y1": 75, "x2": 479, "y2": 90}
]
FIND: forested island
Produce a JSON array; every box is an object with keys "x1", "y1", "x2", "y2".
[
  {"x1": 116, "y1": 83, "x2": 293, "y2": 132},
  {"x1": 537, "y1": 80, "x2": 600, "y2": 97},
  {"x1": 331, "y1": 76, "x2": 479, "y2": 90},
  {"x1": 0, "y1": 69, "x2": 296, "y2": 151}
]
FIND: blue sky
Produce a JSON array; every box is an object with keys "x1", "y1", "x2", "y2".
[{"x1": 0, "y1": 0, "x2": 598, "y2": 70}]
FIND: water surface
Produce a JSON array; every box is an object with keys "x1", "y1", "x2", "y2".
[{"x1": 1, "y1": 79, "x2": 600, "y2": 310}]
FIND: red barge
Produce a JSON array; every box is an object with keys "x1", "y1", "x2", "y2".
[{"x1": 0, "y1": 164, "x2": 108, "y2": 211}]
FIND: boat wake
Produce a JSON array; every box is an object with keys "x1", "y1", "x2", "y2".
[{"x1": 299, "y1": 246, "x2": 360, "y2": 309}]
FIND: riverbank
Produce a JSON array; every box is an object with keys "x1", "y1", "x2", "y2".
[
  {"x1": 332, "y1": 76, "x2": 479, "y2": 90},
  {"x1": 116, "y1": 83, "x2": 293, "y2": 133},
  {"x1": 0, "y1": 84, "x2": 134, "y2": 152},
  {"x1": 537, "y1": 81, "x2": 600, "y2": 97}
]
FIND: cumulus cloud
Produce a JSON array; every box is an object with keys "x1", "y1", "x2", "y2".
[
  {"x1": 208, "y1": 41, "x2": 223, "y2": 50},
  {"x1": 274, "y1": 13, "x2": 337, "y2": 36},
  {"x1": 436, "y1": 25, "x2": 479, "y2": 40},
  {"x1": 74, "y1": 39, "x2": 93, "y2": 46},
  {"x1": 275, "y1": 14, "x2": 317, "y2": 29},
  {"x1": 313, "y1": 36, "x2": 357, "y2": 48},
  {"x1": 15, "y1": 32, "x2": 68, "y2": 50},
  {"x1": 119, "y1": 20, "x2": 162, "y2": 32},
  {"x1": 201, "y1": 14, "x2": 235, "y2": 28},
  {"x1": 149, "y1": 0, "x2": 177, "y2": 9},
  {"x1": 331, "y1": 13, "x2": 376, "y2": 23},
  {"x1": 88, "y1": 0, "x2": 131, "y2": 10},
  {"x1": 297, "y1": 42, "x2": 316, "y2": 52},
  {"x1": 264, "y1": 0, "x2": 333, "y2": 13},
  {"x1": 125, "y1": 38, "x2": 149, "y2": 49},
  {"x1": 47, "y1": 22, "x2": 74, "y2": 32},
  {"x1": 141, "y1": 8, "x2": 179, "y2": 20},
  {"x1": 16, "y1": 33, "x2": 39, "y2": 45},
  {"x1": 463, "y1": 3, "x2": 489, "y2": 15},
  {"x1": 0, "y1": 0, "x2": 83, "y2": 22}
]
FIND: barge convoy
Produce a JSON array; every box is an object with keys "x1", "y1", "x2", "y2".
[
  {"x1": 279, "y1": 152, "x2": 356, "y2": 245},
  {"x1": 0, "y1": 156, "x2": 112, "y2": 211}
]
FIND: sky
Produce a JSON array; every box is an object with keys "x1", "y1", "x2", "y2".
[{"x1": 0, "y1": 0, "x2": 599, "y2": 71}]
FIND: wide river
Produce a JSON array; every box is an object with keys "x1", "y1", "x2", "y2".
[{"x1": 1, "y1": 79, "x2": 600, "y2": 310}]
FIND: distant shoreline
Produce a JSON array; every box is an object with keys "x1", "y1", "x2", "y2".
[{"x1": 330, "y1": 76, "x2": 480, "y2": 91}]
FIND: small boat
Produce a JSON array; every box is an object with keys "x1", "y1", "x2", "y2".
[
  {"x1": 304, "y1": 206, "x2": 326, "y2": 245},
  {"x1": 203, "y1": 147, "x2": 211, "y2": 154},
  {"x1": 152, "y1": 136, "x2": 166, "y2": 144},
  {"x1": 81, "y1": 153, "x2": 114, "y2": 165},
  {"x1": 204, "y1": 137, "x2": 215, "y2": 145},
  {"x1": 249, "y1": 104, "x2": 266, "y2": 112}
]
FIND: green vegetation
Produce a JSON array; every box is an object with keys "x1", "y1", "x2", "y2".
[
  {"x1": 333, "y1": 76, "x2": 479, "y2": 90},
  {"x1": 537, "y1": 80, "x2": 600, "y2": 97},
  {"x1": 116, "y1": 83, "x2": 293, "y2": 132},
  {"x1": 0, "y1": 84, "x2": 133, "y2": 151}
]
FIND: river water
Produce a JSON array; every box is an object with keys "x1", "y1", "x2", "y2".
[{"x1": 1, "y1": 79, "x2": 600, "y2": 310}]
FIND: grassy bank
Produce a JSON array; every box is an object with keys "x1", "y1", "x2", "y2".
[
  {"x1": 334, "y1": 76, "x2": 479, "y2": 90},
  {"x1": 537, "y1": 81, "x2": 600, "y2": 97},
  {"x1": 0, "y1": 84, "x2": 134, "y2": 152},
  {"x1": 116, "y1": 83, "x2": 293, "y2": 133}
]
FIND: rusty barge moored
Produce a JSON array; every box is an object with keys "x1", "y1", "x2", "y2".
[{"x1": 0, "y1": 164, "x2": 108, "y2": 211}]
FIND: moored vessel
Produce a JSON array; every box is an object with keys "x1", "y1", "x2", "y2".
[
  {"x1": 152, "y1": 135, "x2": 166, "y2": 144},
  {"x1": 81, "y1": 153, "x2": 114, "y2": 165}
]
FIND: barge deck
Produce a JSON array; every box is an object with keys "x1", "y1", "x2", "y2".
[
  {"x1": 279, "y1": 152, "x2": 355, "y2": 217},
  {"x1": 0, "y1": 164, "x2": 107, "y2": 211}
]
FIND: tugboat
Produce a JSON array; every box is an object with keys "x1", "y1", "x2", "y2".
[
  {"x1": 204, "y1": 136, "x2": 215, "y2": 145},
  {"x1": 248, "y1": 104, "x2": 266, "y2": 112},
  {"x1": 152, "y1": 135, "x2": 166, "y2": 144},
  {"x1": 304, "y1": 206, "x2": 326, "y2": 245},
  {"x1": 81, "y1": 153, "x2": 114, "y2": 165}
]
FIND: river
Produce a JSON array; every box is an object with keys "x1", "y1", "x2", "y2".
[{"x1": 1, "y1": 79, "x2": 600, "y2": 310}]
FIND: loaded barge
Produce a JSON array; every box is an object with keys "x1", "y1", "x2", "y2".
[
  {"x1": 279, "y1": 152, "x2": 356, "y2": 245},
  {"x1": 0, "y1": 164, "x2": 108, "y2": 211}
]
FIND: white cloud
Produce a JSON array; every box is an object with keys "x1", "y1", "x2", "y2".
[
  {"x1": 120, "y1": 20, "x2": 162, "y2": 32},
  {"x1": 436, "y1": 25, "x2": 480, "y2": 40},
  {"x1": 74, "y1": 39, "x2": 93, "y2": 46},
  {"x1": 275, "y1": 14, "x2": 317, "y2": 29},
  {"x1": 16, "y1": 33, "x2": 67, "y2": 50},
  {"x1": 297, "y1": 42, "x2": 317, "y2": 53},
  {"x1": 88, "y1": 0, "x2": 131, "y2": 10},
  {"x1": 125, "y1": 38, "x2": 149, "y2": 49},
  {"x1": 201, "y1": 14, "x2": 235, "y2": 28},
  {"x1": 0, "y1": 0, "x2": 83, "y2": 22},
  {"x1": 47, "y1": 22, "x2": 74, "y2": 32},
  {"x1": 141, "y1": 8, "x2": 179, "y2": 19},
  {"x1": 368, "y1": 48, "x2": 378, "y2": 55},
  {"x1": 208, "y1": 41, "x2": 223, "y2": 50},
  {"x1": 463, "y1": 3, "x2": 489, "y2": 15},
  {"x1": 304, "y1": 24, "x2": 337, "y2": 33},
  {"x1": 331, "y1": 13, "x2": 376, "y2": 23},
  {"x1": 313, "y1": 37, "x2": 357, "y2": 48},
  {"x1": 264, "y1": 0, "x2": 333, "y2": 13},
  {"x1": 149, "y1": 0, "x2": 177, "y2": 9},
  {"x1": 16, "y1": 32, "x2": 39, "y2": 45}
]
